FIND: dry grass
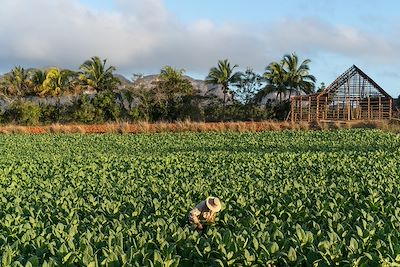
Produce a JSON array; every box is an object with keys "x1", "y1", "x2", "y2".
[
  {"x1": 0, "y1": 125, "x2": 30, "y2": 134},
  {"x1": 0, "y1": 119, "x2": 400, "y2": 134}
]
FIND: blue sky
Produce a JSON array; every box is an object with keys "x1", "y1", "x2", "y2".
[{"x1": 1, "y1": 0, "x2": 399, "y2": 96}]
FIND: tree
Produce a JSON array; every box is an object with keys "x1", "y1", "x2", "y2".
[
  {"x1": 259, "y1": 53, "x2": 316, "y2": 104},
  {"x1": 206, "y1": 59, "x2": 242, "y2": 121},
  {"x1": 152, "y1": 66, "x2": 194, "y2": 121},
  {"x1": 233, "y1": 68, "x2": 263, "y2": 105},
  {"x1": 282, "y1": 53, "x2": 316, "y2": 96},
  {"x1": 40, "y1": 68, "x2": 73, "y2": 98},
  {"x1": 29, "y1": 69, "x2": 47, "y2": 94},
  {"x1": 158, "y1": 66, "x2": 193, "y2": 98},
  {"x1": 131, "y1": 85, "x2": 156, "y2": 121},
  {"x1": 316, "y1": 82, "x2": 326, "y2": 93},
  {"x1": 259, "y1": 61, "x2": 289, "y2": 103},
  {"x1": 3, "y1": 66, "x2": 30, "y2": 97},
  {"x1": 79, "y1": 56, "x2": 120, "y2": 92},
  {"x1": 39, "y1": 68, "x2": 74, "y2": 121}
]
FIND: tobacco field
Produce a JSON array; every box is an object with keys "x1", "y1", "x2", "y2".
[{"x1": 0, "y1": 130, "x2": 400, "y2": 266}]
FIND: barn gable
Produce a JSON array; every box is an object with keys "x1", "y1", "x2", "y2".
[
  {"x1": 290, "y1": 66, "x2": 393, "y2": 121},
  {"x1": 321, "y1": 65, "x2": 391, "y2": 99}
]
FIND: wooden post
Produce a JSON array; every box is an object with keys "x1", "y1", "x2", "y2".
[
  {"x1": 324, "y1": 97, "x2": 328, "y2": 119},
  {"x1": 291, "y1": 98, "x2": 295, "y2": 122},
  {"x1": 300, "y1": 96, "x2": 303, "y2": 121},
  {"x1": 368, "y1": 97, "x2": 371, "y2": 120},
  {"x1": 389, "y1": 98, "x2": 393, "y2": 119},
  {"x1": 378, "y1": 96, "x2": 382, "y2": 120},
  {"x1": 316, "y1": 97, "x2": 320, "y2": 121},
  {"x1": 337, "y1": 95, "x2": 340, "y2": 120},
  {"x1": 347, "y1": 97, "x2": 351, "y2": 120},
  {"x1": 308, "y1": 97, "x2": 311, "y2": 122}
]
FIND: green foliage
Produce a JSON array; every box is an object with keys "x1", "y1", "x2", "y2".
[
  {"x1": 259, "y1": 53, "x2": 315, "y2": 103},
  {"x1": 158, "y1": 66, "x2": 193, "y2": 98},
  {"x1": 79, "y1": 56, "x2": 120, "y2": 92},
  {"x1": 3, "y1": 66, "x2": 31, "y2": 97},
  {"x1": 72, "y1": 94, "x2": 96, "y2": 123},
  {"x1": 317, "y1": 82, "x2": 326, "y2": 93},
  {"x1": 206, "y1": 59, "x2": 243, "y2": 120},
  {"x1": 233, "y1": 68, "x2": 263, "y2": 105},
  {"x1": 92, "y1": 90, "x2": 121, "y2": 122},
  {"x1": 39, "y1": 68, "x2": 74, "y2": 98},
  {"x1": 39, "y1": 104, "x2": 58, "y2": 123},
  {"x1": 28, "y1": 69, "x2": 47, "y2": 95},
  {"x1": 0, "y1": 130, "x2": 400, "y2": 266},
  {"x1": 70, "y1": 92, "x2": 122, "y2": 123},
  {"x1": 6, "y1": 100, "x2": 42, "y2": 125},
  {"x1": 151, "y1": 66, "x2": 194, "y2": 121}
]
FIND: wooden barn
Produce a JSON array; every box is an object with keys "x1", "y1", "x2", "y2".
[{"x1": 290, "y1": 65, "x2": 393, "y2": 122}]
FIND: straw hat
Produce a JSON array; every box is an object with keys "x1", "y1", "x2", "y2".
[{"x1": 206, "y1": 197, "x2": 222, "y2": 212}]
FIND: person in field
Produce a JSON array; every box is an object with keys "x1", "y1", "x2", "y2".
[{"x1": 188, "y1": 196, "x2": 222, "y2": 231}]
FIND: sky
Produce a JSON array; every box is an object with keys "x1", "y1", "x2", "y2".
[{"x1": 0, "y1": 0, "x2": 399, "y2": 96}]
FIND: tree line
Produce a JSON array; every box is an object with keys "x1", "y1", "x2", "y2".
[{"x1": 0, "y1": 53, "x2": 323, "y2": 125}]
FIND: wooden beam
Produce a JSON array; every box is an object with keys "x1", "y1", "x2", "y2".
[
  {"x1": 291, "y1": 98, "x2": 295, "y2": 122},
  {"x1": 324, "y1": 97, "x2": 328, "y2": 120},
  {"x1": 368, "y1": 97, "x2": 370, "y2": 120},
  {"x1": 300, "y1": 96, "x2": 303, "y2": 121},
  {"x1": 347, "y1": 97, "x2": 351, "y2": 120}
]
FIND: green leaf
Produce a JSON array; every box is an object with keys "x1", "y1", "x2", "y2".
[
  {"x1": 288, "y1": 247, "x2": 297, "y2": 262},
  {"x1": 26, "y1": 256, "x2": 39, "y2": 267},
  {"x1": 349, "y1": 237, "x2": 358, "y2": 252},
  {"x1": 63, "y1": 252, "x2": 75, "y2": 264},
  {"x1": 252, "y1": 237, "x2": 259, "y2": 251},
  {"x1": 154, "y1": 250, "x2": 163, "y2": 264},
  {"x1": 244, "y1": 249, "x2": 255, "y2": 262},
  {"x1": 356, "y1": 225, "x2": 363, "y2": 237},
  {"x1": 270, "y1": 242, "x2": 279, "y2": 254},
  {"x1": 296, "y1": 224, "x2": 306, "y2": 243}
]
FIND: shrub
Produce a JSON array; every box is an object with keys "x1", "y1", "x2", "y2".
[
  {"x1": 72, "y1": 94, "x2": 96, "y2": 123},
  {"x1": 93, "y1": 90, "x2": 121, "y2": 122},
  {"x1": 6, "y1": 100, "x2": 42, "y2": 125}
]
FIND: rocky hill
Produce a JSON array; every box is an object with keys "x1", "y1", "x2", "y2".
[{"x1": 130, "y1": 75, "x2": 224, "y2": 99}]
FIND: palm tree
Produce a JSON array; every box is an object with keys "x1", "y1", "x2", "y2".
[
  {"x1": 259, "y1": 53, "x2": 316, "y2": 104},
  {"x1": 206, "y1": 59, "x2": 242, "y2": 121},
  {"x1": 3, "y1": 66, "x2": 30, "y2": 97},
  {"x1": 29, "y1": 69, "x2": 47, "y2": 94},
  {"x1": 79, "y1": 56, "x2": 120, "y2": 92},
  {"x1": 282, "y1": 53, "x2": 316, "y2": 96},
  {"x1": 152, "y1": 66, "x2": 194, "y2": 120},
  {"x1": 40, "y1": 68, "x2": 73, "y2": 121},
  {"x1": 262, "y1": 61, "x2": 289, "y2": 103},
  {"x1": 40, "y1": 68, "x2": 72, "y2": 97},
  {"x1": 159, "y1": 66, "x2": 193, "y2": 97}
]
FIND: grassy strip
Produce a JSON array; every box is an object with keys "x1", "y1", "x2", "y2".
[{"x1": 0, "y1": 120, "x2": 400, "y2": 134}]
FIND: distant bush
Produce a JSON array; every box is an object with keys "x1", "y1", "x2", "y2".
[
  {"x1": 72, "y1": 95, "x2": 96, "y2": 123},
  {"x1": 39, "y1": 104, "x2": 57, "y2": 124},
  {"x1": 6, "y1": 100, "x2": 42, "y2": 125},
  {"x1": 93, "y1": 91, "x2": 121, "y2": 122}
]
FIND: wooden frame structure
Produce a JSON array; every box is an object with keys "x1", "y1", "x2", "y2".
[{"x1": 290, "y1": 65, "x2": 393, "y2": 122}]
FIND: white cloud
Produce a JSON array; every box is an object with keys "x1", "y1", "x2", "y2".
[{"x1": 0, "y1": 0, "x2": 399, "y2": 82}]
